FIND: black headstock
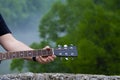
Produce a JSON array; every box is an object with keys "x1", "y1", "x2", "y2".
[{"x1": 54, "y1": 44, "x2": 78, "y2": 57}]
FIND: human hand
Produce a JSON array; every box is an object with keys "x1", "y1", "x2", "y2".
[{"x1": 35, "y1": 46, "x2": 56, "y2": 64}]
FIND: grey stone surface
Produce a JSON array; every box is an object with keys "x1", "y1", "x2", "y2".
[{"x1": 0, "y1": 72, "x2": 120, "y2": 80}]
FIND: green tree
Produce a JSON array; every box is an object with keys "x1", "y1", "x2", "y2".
[
  {"x1": 10, "y1": 0, "x2": 120, "y2": 75},
  {"x1": 38, "y1": 0, "x2": 120, "y2": 75},
  {"x1": 56, "y1": 0, "x2": 120, "y2": 75},
  {"x1": 0, "y1": 0, "x2": 55, "y2": 29}
]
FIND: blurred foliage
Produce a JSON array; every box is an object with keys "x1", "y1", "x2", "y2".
[
  {"x1": 7, "y1": 0, "x2": 120, "y2": 75},
  {"x1": 38, "y1": 0, "x2": 120, "y2": 75},
  {"x1": 0, "y1": 0, "x2": 56, "y2": 28},
  {"x1": 10, "y1": 59, "x2": 24, "y2": 72}
]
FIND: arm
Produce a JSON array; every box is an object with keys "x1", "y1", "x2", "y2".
[
  {"x1": 0, "y1": 33, "x2": 56, "y2": 63},
  {"x1": 0, "y1": 33, "x2": 32, "y2": 51},
  {"x1": 0, "y1": 13, "x2": 55, "y2": 63}
]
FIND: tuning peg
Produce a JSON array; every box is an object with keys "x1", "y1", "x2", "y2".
[
  {"x1": 65, "y1": 57, "x2": 69, "y2": 60},
  {"x1": 64, "y1": 44, "x2": 68, "y2": 47},
  {"x1": 70, "y1": 44, "x2": 74, "y2": 49},
  {"x1": 64, "y1": 44, "x2": 68, "y2": 49},
  {"x1": 70, "y1": 44, "x2": 73, "y2": 46},
  {"x1": 58, "y1": 45, "x2": 62, "y2": 49}
]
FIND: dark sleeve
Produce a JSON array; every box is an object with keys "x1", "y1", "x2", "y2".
[{"x1": 0, "y1": 14, "x2": 11, "y2": 36}]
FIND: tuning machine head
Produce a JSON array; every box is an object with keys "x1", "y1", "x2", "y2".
[
  {"x1": 59, "y1": 57, "x2": 75, "y2": 61},
  {"x1": 69, "y1": 44, "x2": 74, "y2": 49},
  {"x1": 58, "y1": 45, "x2": 62, "y2": 49},
  {"x1": 64, "y1": 44, "x2": 68, "y2": 49},
  {"x1": 64, "y1": 44, "x2": 68, "y2": 47},
  {"x1": 65, "y1": 57, "x2": 69, "y2": 60},
  {"x1": 55, "y1": 44, "x2": 78, "y2": 57},
  {"x1": 70, "y1": 44, "x2": 73, "y2": 46},
  {"x1": 60, "y1": 57, "x2": 69, "y2": 61}
]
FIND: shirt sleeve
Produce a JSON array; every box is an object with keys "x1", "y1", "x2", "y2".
[{"x1": 0, "y1": 14, "x2": 11, "y2": 36}]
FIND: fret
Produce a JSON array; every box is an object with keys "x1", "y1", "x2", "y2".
[
  {"x1": 16, "y1": 51, "x2": 20, "y2": 58},
  {"x1": 23, "y1": 51, "x2": 26, "y2": 58},
  {"x1": 45, "y1": 49, "x2": 52, "y2": 56},
  {"x1": 45, "y1": 50, "x2": 48, "y2": 56},
  {"x1": 31, "y1": 50, "x2": 34, "y2": 57},
  {"x1": 19, "y1": 51, "x2": 24, "y2": 58},
  {"x1": 41, "y1": 50, "x2": 44, "y2": 56},
  {"x1": 48, "y1": 49, "x2": 53, "y2": 55},
  {"x1": 9, "y1": 52, "x2": 14, "y2": 59},
  {"x1": 24, "y1": 51, "x2": 28, "y2": 57},
  {"x1": 42, "y1": 50, "x2": 47, "y2": 56},
  {"x1": 32, "y1": 50, "x2": 37, "y2": 57},
  {"x1": 38, "y1": 50, "x2": 42, "y2": 56},
  {"x1": 2, "y1": 54, "x2": 6, "y2": 60},
  {"x1": 12, "y1": 52, "x2": 17, "y2": 59},
  {"x1": 35, "y1": 50, "x2": 39, "y2": 56},
  {"x1": 5, "y1": 52, "x2": 9, "y2": 59},
  {"x1": 27, "y1": 51, "x2": 32, "y2": 57},
  {"x1": 38, "y1": 50, "x2": 41, "y2": 56},
  {"x1": 19, "y1": 52, "x2": 22, "y2": 58},
  {"x1": 9, "y1": 52, "x2": 12, "y2": 59}
]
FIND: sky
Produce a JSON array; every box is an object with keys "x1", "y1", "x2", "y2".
[{"x1": 0, "y1": 0, "x2": 56, "y2": 74}]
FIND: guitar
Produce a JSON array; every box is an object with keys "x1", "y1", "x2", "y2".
[{"x1": 0, "y1": 45, "x2": 78, "y2": 62}]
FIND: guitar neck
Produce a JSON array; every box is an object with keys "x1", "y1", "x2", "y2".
[
  {"x1": 0, "y1": 45, "x2": 78, "y2": 61},
  {"x1": 0, "y1": 49, "x2": 53, "y2": 60}
]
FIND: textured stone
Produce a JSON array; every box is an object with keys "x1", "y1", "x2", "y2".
[{"x1": 0, "y1": 72, "x2": 120, "y2": 80}]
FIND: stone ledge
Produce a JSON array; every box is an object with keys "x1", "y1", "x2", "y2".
[{"x1": 0, "y1": 72, "x2": 120, "y2": 80}]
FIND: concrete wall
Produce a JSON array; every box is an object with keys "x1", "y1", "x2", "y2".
[{"x1": 0, "y1": 72, "x2": 120, "y2": 80}]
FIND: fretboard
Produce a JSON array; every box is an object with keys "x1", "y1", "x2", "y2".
[
  {"x1": 0, "y1": 45, "x2": 78, "y2": 61},
  {"x1": 0, "y1": 49, "x2": 53, "y2": 60}
]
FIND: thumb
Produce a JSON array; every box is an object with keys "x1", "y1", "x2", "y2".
[{"x1": 43, "y1": 46, "x2": 50, "y2": 49}]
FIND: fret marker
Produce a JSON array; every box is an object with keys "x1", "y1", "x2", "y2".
[
  {"x1": 29, "y1": 53, "x2": 31, "y2": 55},
  {"x1": 2, "y1": 55, "x2": 6, "y2": 59},
  {"x1": 21, "y1": 53, "x2": 23, "y2": 57}
]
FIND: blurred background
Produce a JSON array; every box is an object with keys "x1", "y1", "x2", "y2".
[{"x1": 0, "y1": 0, "x2": 120, "y2": 75}]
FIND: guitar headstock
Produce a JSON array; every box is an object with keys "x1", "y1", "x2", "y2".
[{"x1": 54, "y1": 44, "x2": 78, "y2": 57}]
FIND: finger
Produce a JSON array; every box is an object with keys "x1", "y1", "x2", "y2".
[
  {"x1": 40, "y1": 56, "x2": 51, "y2": 64},
  {"x1": 40, "y1": 56, "x2": 55, "y2": 63},
  {"x1": 36, "y1": 56, "x2": 47, "y2": 64},
  {"x1": 52, "y1": 54, "x2": 56, "y2": 58},
  {"x1": 43, "y1": 46, "x2": 50, "y2": 50},
  {"x1": 46, "y1": 56, "x2": 54, "y2": 62},
  {"x1": 44, "y1": 55, "x2": 56, "y2": 62}
]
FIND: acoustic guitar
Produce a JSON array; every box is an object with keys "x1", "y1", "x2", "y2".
[{"x1": 0, "y1": 45, "x2": 78, "y2": 63}]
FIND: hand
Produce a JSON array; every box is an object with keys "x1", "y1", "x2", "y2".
[{"x1": 36, "y1": 46, "x2": 56, "y2": 64}]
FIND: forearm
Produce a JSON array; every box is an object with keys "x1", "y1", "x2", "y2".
[
  {"x1": 0, "y1": 33, "x2": 56, "y2": 63},
  {"x1": 0, "y1": 33, "x2": 33, "y2": 60}
]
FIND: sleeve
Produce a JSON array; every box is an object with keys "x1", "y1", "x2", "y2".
[{"x1": 0, "y1": 14, "x2": 11, "y2": 36}]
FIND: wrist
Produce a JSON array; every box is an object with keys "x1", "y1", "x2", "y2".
[{"x1": 32, "y1": 57, "x2": 37, "y2": 62}]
